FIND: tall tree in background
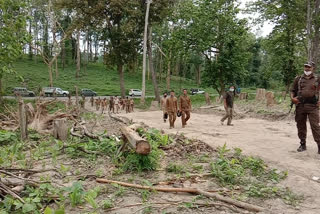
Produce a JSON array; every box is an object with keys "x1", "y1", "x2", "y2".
[
  {"x1": 307, "y1": 0, "x2": 320, "y2": 68},
  {"x1": 0, "y1": 0, "x2": 28, "y2": 103},
  {"x1": 252, "y1": 0, "x2": 306, "y2": 95}
]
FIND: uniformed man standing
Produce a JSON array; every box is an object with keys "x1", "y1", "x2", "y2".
[
  {"x1": 130, "y1": 98, "x2": 135, "y2": 112},
  {"x1": 179, "y1": 89, "x2": 192, "y2": 128},
  {"x1": 161, "y1": 92, "x2": 168, "y2": 122},
  {"x1": 126, "y1": 97, "x2": 130, "y2": 113},
  {"x1": 166, "y1": 90, "x2": 178, "y2": 129},
  {"x1": 291, "y1": 62, "x2": 320, "y2": 154},
  {"x1": 221, "y1": 86, "x2": 235, "y2": 126}
]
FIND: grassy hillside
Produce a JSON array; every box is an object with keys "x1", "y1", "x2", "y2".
[{"x1": 3, "y1": 58, "x2": 213, "y2": 96}]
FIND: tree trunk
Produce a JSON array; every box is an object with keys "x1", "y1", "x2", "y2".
[
  {"x1": 28, "y1": 18, "x2": 33, "y2": 60},
  {"x1": 311, "y1": 0, "x2": 320, "y2": 68},
  {"x1": 76, "y1": 31, "x2": 81, "y2": 78},
  {"x1": 18, "y1": 98, "x2": 28, "y2": 141},
  {"x1": 48, "y1": 63, "x2": 53, "y2": 87},
  {"x1": 147, "y1": 27, "x2": 160, "y2": 102},
  {"x1": 75, "y1": 86, "x2": 79, "y2": 107},
  {"x1": 307, "y1": 0, "x2": 313, "y2": 61},
  {"x1": 141, "y1": 0, "x2": 151, "y2": 104},
  {"x1": 118, "y1": 64, "x2": 126, "y2": 98},
  {"x1": 197, "y1": 64, "x2": 201, "y2": 85},
  {"x1": 166, "y1": 51, "x2": 171, "y2": 91},
  {"x1": 53, "y1": 119, "x2": 68, "y2": 141},
  {"x1": 61, "y1": 40, "x2": 66, "y2": 70},
  {"x1": 120, "y1": 125, "x2": 151, "y2": 155}
]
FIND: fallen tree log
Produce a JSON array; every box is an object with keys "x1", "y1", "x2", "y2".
[
  {"x1": 96, "y1": 178, "x2": 264, "y2": 213},
  {"x1": 120, "y1": 125, "x2": 151, "y2": 155}
]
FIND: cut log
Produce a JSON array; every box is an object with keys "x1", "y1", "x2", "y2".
[
  {"x1": 120, "y1": 125, "x2": 151, "y2": 155},
  {"x1": 18, "y1": 98, "x2": 28, "y2": 141},
  {"x1": 255, "y1": 88, "x2": 266, "y2": 101},
  {"x1": 265, "y1": 91, "x2": 275, "y2": 107},
  {"x1": 53, "y1": 119, "x2": 68, "y2": 141}
]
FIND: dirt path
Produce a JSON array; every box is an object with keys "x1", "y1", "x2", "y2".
[{"x1": 121, "y1": 109, "x2": 320, "y2": 213}]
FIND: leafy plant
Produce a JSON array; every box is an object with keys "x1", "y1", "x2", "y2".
[
  {"x1": 64, "y1": 182, "x2": 85, "y2": 207},
  {"x1": 0, "y1": 130, "x2": 17, "y2": 144},
  {"x1": 166, "y1": 162, "x2": 186, "y2": 174}
]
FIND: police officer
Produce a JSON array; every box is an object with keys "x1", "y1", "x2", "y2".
[
  {"x1": 161, "y1": 92, "x2": 168, "y2": 122},
  {"x1": 221, "y1": 86, "x2": 235, "y2": 126},
  {"x1": 291, "y1": 62, "x2": 320, "y2": 154},
  {"x1": 179, "y1": 89, "x2": 192, "y2": 128},
  {"x1": 166, "y1": 90, "x2": 178, "y2": 129}
]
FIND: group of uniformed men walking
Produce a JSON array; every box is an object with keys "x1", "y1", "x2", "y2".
[
  {"x1": 161, "y1": 89, "x2": 192, "y2": 129},
  {"x1": 158, "y1": 61, "x2": 320, "y2": 154},
  {"x1": 90, "y1": 96, "x2": 135, "y2": 114}
]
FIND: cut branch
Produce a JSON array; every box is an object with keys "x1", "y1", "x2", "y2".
[{"x1": 96, "y1": 179, "x2": 264, "y2": 213}]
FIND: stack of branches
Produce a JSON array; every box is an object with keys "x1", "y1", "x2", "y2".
[
  {"x1": 0, "y1": 98, "x2": 78, "y2": 134},
  {"x1": 0, "y1": 105, "x2": 19, "y2": 131},
  {"x1": 0, "y1": 168, "x2": 60, "y2": 203}
]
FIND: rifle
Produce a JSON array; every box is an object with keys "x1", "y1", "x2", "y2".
[{"x1": 288, "y1": 101, "x2": 294, "y2": 114}]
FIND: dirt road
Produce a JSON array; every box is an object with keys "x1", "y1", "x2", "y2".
[{"x1": 121, "y1": 110, "x2": 320, "y2": 213}]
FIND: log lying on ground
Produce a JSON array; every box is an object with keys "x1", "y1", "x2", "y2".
[
  {"x1": 96, "y1": 178, "x2": 264, "y2": 213},
  {"x1": 120, "y1": 125, "x2": 151, "y2": 155}
]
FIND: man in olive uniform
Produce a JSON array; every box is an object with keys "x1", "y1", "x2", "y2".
[
  {"x1": 125, "y1": 97, "x2": 131, "y2": 113},
  {"x1": 166, "y1": 90, "x2": 178, "y2": 129},
  {"x1": 179, "y1": 89, "x2": 192, "y2": 128},
  {"x1": 291, "y1": 62, "x2": 320, "y2": 154},
  {"x1": 161, "y1": 92, "x2": 168, "y2": 122},
  {"x1": 109, "y1": 96, "x2": 115, "y2": 113},
  {"x1": 221, "y1": 86, "x2": 235, "y2": 126}
]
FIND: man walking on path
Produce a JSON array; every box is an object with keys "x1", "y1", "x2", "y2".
[
  {"x1": 126, "y1": 97, "x2": 130, "y2": 113},
  {"x1": 130, "y1": 98, "x2": 135, "y2": 112},
  {"x1": 109, "y1": 96, "x2": 115, "y2": 113},
  {"x1": 179, "y1": 89, "x2": 192, "y2": 128},
  {"x1": 114, "y1": 96, "x2": 120, "y2": 114},
  {"x1": 291, "y1": 62, "x2": 320, "y2": 154},
  {"x1": 166, "y1": 90, "x2": 178, "y2": 129},
  {"x1": 161, "y1": 92, "x2": 168, "y2": 122},
  {"x1": 221, "y1": 86, "x2": 235, "y2": 126}
]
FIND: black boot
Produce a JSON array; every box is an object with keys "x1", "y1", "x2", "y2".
[{"x1": 297, "y1": 140, "x2": 306, "y2": 152}]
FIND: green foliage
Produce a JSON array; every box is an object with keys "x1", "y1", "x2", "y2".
[
  {"x1": 0, "y1": 130, "x2": 17, "y2": 145},
  {"x1": 0, "y1": 183, "x2": 63, "y2": 214},
  {"x1": 120, "y1": 128, "x2": 173, "y2": 172},
  {"x1": 210, "y1": 145, "x2": 296, "y2": 202},
  {"x1": 0, "y1": 0, "x2": 28, "y2": 94},
  {"x1": 64, "y1": 182, "x2": 85, "y2": 207},
  {"x1": 166, "y1": 162, "x2": 186, "y2": 174}
]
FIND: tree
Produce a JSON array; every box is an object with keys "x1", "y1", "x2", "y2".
[
  {"x1": 141, "y1": 0, "x2": 151, "y2": 104},
  {"x1": 252, "y1": 0, "x2": 306, "y2": 94},
  {"x1": 0, "y1": 0, "x2": 28, "y2": 103}
]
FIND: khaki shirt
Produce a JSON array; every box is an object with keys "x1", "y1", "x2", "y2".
[
  {"x1": 291, "y1": 74, "x2": 320, "y2": 98},
  {"x1": 166, "y1": 96, "x2": 178, "y2": 113},
  {"x1": 161, "y1": 97, "x2": 167, "y2": 111},
  {"x1": 179, "y1": 95, "x2": 191, "y2": 111}
]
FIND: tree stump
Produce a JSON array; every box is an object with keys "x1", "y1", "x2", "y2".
[
  {"x1": 239, "y1": 92, "x2": 248, "y2": 100},
  {"x1": 265, "y1": 91, "x2": 275, "y2": 107},
  {"x1": 149, "y1": 101, "x2": 159, "y2": 111},
  {"x1": 18, "y1": 98, "x2": 28, "y2": 141},
  {"x1": 255, "y1": 88, "x2": 266, "y2": 101},
  {"x1": 205, "y1": 92, "x2": 211, "y2": 105},
  {"x1": 53, "y1": 119, "x2": 68, "y2": 141}
]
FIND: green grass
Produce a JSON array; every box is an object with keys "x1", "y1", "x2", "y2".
[{"x1": 3, "y1": 57, "x2": 214, "y2": 96}]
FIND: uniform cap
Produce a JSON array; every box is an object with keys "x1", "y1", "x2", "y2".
[{"x1": 304, "y1": 62, "x2": 312, "y2": 67}]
